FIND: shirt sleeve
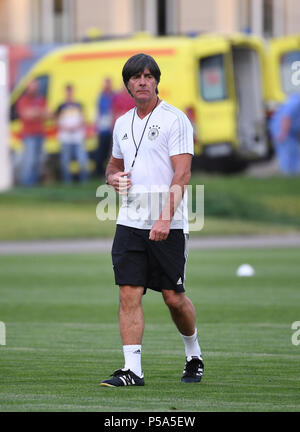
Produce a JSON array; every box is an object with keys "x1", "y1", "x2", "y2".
[
  {"x1": 168, "y1": 114, "x2": 194, "y2": 157},
  {"x1": 112, "y1": 122, "x2": 123, "y2": 159}
]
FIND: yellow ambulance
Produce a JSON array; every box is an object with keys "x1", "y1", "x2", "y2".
[
  {"x1": 10, "y1": 33, "x2": 269, "y2": 173},
  {"x1": 265, "y1": 34, "x2": 300, "y2": 109}
]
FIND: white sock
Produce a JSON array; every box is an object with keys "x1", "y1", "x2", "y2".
[
  {"x1": 123, "y1": 345, "x2": 142, "y2": 377},
  {"x1": 180, "y1": 328, "x2": 202, "y2": 359}
]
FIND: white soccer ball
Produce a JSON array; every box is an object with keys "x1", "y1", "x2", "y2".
[{"x1": 236, "y1": 264, "x2": 255, "y2": 277}]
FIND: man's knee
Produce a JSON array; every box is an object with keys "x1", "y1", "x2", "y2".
[
  {"x1": 162, "y1": 290, "x2": 186, "y2": 311},
  {"x1": 119, "y1": 285, "x2": 144, "y2": 311}
]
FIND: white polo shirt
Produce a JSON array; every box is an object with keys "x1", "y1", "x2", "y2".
[{"x1": 112, "y1": 100, "x2": 194, "y2": 233}]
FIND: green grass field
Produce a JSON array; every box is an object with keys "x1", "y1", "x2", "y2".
[
  {"x1": 1, "y1": 248, "x2": 300, "y2": 412},
  {"x1": 1, "y1": 175, "x2": 300, "y2": 240}
]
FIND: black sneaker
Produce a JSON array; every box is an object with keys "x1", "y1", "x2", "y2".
[
  {"x1": 181, "y1": 356, "x2": 204, "y2": 383},
  {"x1": 100, "y1": 368, "x2": 145, "y2": 387}
]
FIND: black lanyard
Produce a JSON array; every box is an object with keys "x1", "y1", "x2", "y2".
[{"x1": 130, "y1": 97, "x2": 159, "y2": 170}]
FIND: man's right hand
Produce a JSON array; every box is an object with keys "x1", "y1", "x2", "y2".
[{"x1": 107, "y1": 172, "x2": 131, "y2": 195}]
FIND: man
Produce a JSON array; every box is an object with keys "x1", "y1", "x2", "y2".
[
  {"x1": 56, "y1": 84, "x2": 88, "y2": 183},
  {"x1": 111, "y1": 85, "x2": 136, "y2": 125},
  {"x1": 269, "y1": 92, "x2": 300, "y2": 175},
  {"x1": 100, "y1": 54, "x2": 204, "y2": 387},
  {"x1": 95, "y1": 78, "x2": 115, "y2": 177},
  {"x1": 17, "y1": 79, "x2": 48, "y2": 186}
]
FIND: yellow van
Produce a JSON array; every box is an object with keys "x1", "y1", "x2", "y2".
[
  {"x1": 10, "y1": 33, "x2": 268, "y2": 174},
  {"x1": 265, "y1": 34, "x2": 300, "y2": 108}
]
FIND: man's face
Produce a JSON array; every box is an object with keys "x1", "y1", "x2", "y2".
[
  {"x1": 27, "y1": 80, "x2": 39, "y2": 96},
  {"x1": 66, "y1": 87, "x2": 73, "y2": 100},
  {"x1": 127, "y1": 68, "x2": 157, "y2": 102},
  {"x1": 103, "y1": 78, "x2": 112, "y2": 92}
]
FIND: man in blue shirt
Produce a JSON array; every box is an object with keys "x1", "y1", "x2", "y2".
[
  {"x1": 95, "y1": 78, "x2": 115, "y2": 176},
  {"x1": 269, "y1": 92, "x2": 300, "y2": 175}
]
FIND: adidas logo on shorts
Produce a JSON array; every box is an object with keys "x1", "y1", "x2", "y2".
[{"x1": 122, "y1": 133, "x2": 128, "y2": 140}]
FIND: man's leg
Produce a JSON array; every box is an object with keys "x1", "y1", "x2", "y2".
[
  {"x1": 119, "y1": 285, "x2": 144, "y2": 377},
  {"x1": 162, "y1": 289, "x2": 203, "y2": 382},
  {"x1": 21, "y1": 136, "x2": 36, "y2": 186},
  {"x1": 96, "y1": 132, "x2": 111, "y2": 176},
  {"x1": 162, "y1": 290, "x2": 198, "y2": 338},
  {"x1": 60, "y1": 143, "x2": 72, "y2": 183},
  {"x1": 100, "y1": 284, "x2": 145, "y2": 387},
  {"x1": 74, "y1": 143, "x2": 89, "y2": 182},
  {"x1": 286, "y1": 137, "x2": 300, "y2": 175},
  {"x1": 32, "y1": 135, "x2": 44, "y2": 185},
  {"x1": 119, "y1": 285, "x2": 144, "y2": 344}
]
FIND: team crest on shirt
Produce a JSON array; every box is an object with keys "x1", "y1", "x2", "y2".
[{"x1": 148, "y1": 125, "x2": 160, "y2": 141}]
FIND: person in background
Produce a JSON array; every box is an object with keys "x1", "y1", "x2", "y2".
[
  {"x1": 269, "y1": 92, "x2": 300, "y2": 175},
  {"x1": 111, "y1": 85, "x2": 136, "y2": 125},
  {"x1": 17, "y1": 79, "x2": 48, "y2": 186},
  {"x1": 56, "y1": 84, "x2": 89, "y2": 183},
  {"x1": 95, "y1": 78, "x2": 115, "y2": 177}
]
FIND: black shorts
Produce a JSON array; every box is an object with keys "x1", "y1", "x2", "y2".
[{"x1": 112, "y1": 224, "x2": 188, "y2": 294}]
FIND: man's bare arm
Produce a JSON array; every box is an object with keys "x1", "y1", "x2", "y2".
[
  {"x1": 105, "y1": 156, "x2": 131, "y2": 194},
  {"x1": 149, "y1": 153, "x2": 192, "y2": 241}
]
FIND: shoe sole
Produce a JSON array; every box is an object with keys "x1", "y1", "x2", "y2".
[
  {"x1": 181, "y1": 381, "x2": 202, "y2": 383},
  {"x1": 99, "y1": 382, "x2": 145, "y2": 387},
  {"x1": 99, "y1": 382, "x2": 117, "y2": 387},
  {"x1": 181, "y1": 377, "x2": 202, "y2": 383}
]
